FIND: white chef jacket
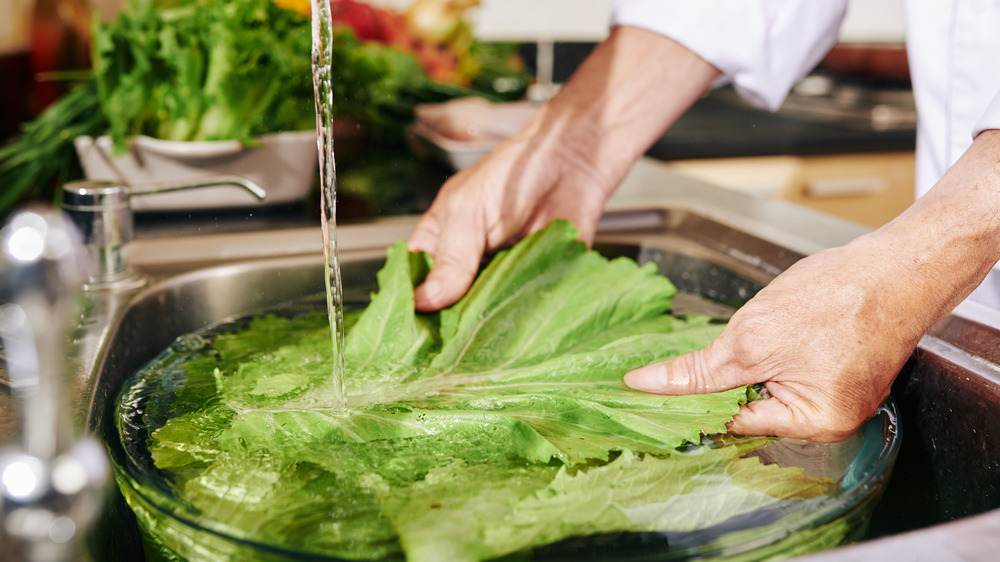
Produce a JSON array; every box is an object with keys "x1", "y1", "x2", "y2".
[{"x1": 613, "y1": 0, "x2": 1000, "y2": 321}]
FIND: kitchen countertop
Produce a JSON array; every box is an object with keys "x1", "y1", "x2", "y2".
[
  {"x1": 134, "y1": 83, "x2": 912, "y2": 242},
  {"x1": 129, "y1": 159, "x2": 869, "y2": 270},
  {"x1": 649, "y1": 88, "x2": 916, "y2": 161}
]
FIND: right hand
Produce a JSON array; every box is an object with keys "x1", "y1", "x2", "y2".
[{"x1": 408, "y1": 131, "x2": 616, "y2": 311}]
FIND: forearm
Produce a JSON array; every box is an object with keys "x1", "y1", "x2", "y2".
[
  {"x1": 516, "y1": 26, "x2": 721, "y2": 193},
  {"x1": 850, "y1": 130, "x2": 1000, "y2": 339}
]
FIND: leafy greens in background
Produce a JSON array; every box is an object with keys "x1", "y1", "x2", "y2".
[
  {"x1": 118, "y1": 220, "x2": 842, "y2": 562},
  {"x1": 0, "y1": 80, "x2": 106, "y2": 215},
  {"x1": 93, "y1": 0, "x2": 316, "y2": 149},
  {"x1": 92, "y1": 0, "x2": 476, "y2": 151},
  {"x1": 0, "y1": 0, "x2": 523, "y2": 218}
]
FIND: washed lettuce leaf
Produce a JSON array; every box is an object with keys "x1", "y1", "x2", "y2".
[
  {"x1": 384, "y1": 445, "x2": 832, "y2": 561},
  {"x1": 118, "y1": 220, "x2": 840, "y2": 561}
]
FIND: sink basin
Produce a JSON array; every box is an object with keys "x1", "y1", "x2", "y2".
[
  {"x1": 4, "y1": 163, "x2": 996, "y2": 559},
  {"x1": 85, "y1": 206, "x2": 892, "y2": 561},
  {"x1": 74, "y1": 220, "x2": 994, "y2": 561}
]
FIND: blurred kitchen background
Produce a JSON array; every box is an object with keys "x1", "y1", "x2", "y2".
[{"x1": 0, "y1": 0, "x2": 913, "y2": 230}]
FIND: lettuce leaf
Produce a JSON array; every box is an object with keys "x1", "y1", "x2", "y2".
[{"x1": 121, "y1": 220, "x2": 838, "y2": 561}]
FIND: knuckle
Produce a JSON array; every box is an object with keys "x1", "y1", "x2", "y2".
[
  {"x1": 728, "y1": 330, "x2": 772, "y2": 372},
  {"x1": 670, "y1": 348, "x2": 735, "y2": 394},
  {"x1": 671, "y1": 353, "x2": 709, "y2": 393},
  {"x1": 430, "y1": 254, "x2": 478, "y2": 284},
  {"x1": 689, "y1": 352, "x2": 723, "y2": 392}
]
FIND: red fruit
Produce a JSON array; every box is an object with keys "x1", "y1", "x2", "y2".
[
  {"x1": 330, "y1": 0, "x2": 382, "y2": 41},
  {"x1": 372, "y1": 7, "x2": 411, "y2": 47}
]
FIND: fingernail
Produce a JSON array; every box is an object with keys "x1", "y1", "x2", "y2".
[{"x1": 623, "y1": 364, "x2": 668, "y2": 392}]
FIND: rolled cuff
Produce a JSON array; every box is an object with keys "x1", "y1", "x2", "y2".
[
  {"x1": 612, "y1": 0, "x2": 847, "y2": 111},
  {"x1": 973, "y1": 89, "x2": 1000, "y2": 137}
]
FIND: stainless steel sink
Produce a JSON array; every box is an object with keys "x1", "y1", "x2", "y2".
[{"x1": 5, "y1": 164, "x2": 999, "y2": 559}]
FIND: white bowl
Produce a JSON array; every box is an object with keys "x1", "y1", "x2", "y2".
[
  {"x1": 74, "y1": 130, "x2": 317, "y2": 212},
  {"x1": 405, "y1": 122, "x2": 497, "y2": 171}
]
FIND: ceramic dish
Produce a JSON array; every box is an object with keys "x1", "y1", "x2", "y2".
[
  {"x1": 405, "y1": 122, "x2": 498, "y2": 171},
  {"x1": 74, "y1": 130, "x2": 317, "y2": 212}
]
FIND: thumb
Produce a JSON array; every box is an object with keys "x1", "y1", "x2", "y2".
[
  {"x1": 623, "y1": 346, "x2": 758, "y2": 395},
  {"x1": 412, "y1": 224, "x2": 486, "y2": 312},
  {"x1": 624, "y1": 347, "x2": 824, "y2": 440}
]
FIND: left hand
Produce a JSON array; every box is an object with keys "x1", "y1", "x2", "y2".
[
  {"x1": 624, "y1": 235, "x2": 929, "y2": 442},
  {"x1": 625, "y1": 130, "x2": 1000, "y2": 443}
]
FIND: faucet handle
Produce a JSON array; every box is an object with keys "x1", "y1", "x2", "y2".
[
  {"x1": 0, "y1": 206, "x2": 109, "y2": 562},
  {"x1": 62, "y1": 175, "x2": 266, "y2": 289}
]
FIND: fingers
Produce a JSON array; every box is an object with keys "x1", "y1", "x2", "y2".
[
  {"x1": 407, "y1": 213, "x2": 442, "y2": 256},
  {"x1": 626, "y1": 353, "x2": 865, "y2": 442},
  {"x1": 523, "y1": 180, "x2": 607, "y2": 247},
  {"x1": 728, "y1": 399, "x2": 860, "y2": 443},
  {"x1": 726, "y1": 400, "x2": 799, "y2": 440},
  {"x1": 410, "y1": 212, "x2": 487, "y2": 312}
]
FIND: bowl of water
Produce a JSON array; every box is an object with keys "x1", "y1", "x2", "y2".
[{"x1": 101, "y1": 234, "x2": 900, "y2": 561}]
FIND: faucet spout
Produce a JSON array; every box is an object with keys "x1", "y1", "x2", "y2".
[{"x1": 0, "y1": 207, "x2": 109, "y2": 562}]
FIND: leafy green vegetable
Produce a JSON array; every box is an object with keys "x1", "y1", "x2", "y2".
[
  {"x1": 467, "y1": 41, "x2": 532, "y2": 101},
  {"x1": 93, "y1": 0, "x2": 315, "y2": 150},
  {"x1": 328, "y1": 33, "x2": 479, "y2": 137},
  {"x1": 0, "y1": 80, "x2": 107, "y2": 217},
  {"x1": 92, "y1": 0, "x2": 486, "y2": 151},
  {"x1": 117, "y1": 220, "x2": 840, "y2": 561},
  {"x1": 0, "y1": 0, "x2": 513, "y2": 217}
]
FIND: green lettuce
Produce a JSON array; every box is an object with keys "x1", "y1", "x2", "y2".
[
  {"x1": 118, "y1": 220, "x2": 838, "y2": 561},
  {"x1": 93, "y1": 0, "x2": 316, "y2": 149},
  {"x1": 90, "y1": 0, "x2": 484, "y2": 152}
]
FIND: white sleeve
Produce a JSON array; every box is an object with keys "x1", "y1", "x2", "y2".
[
  {"x1": 974, "y1": 90, "x2": 1000, "y2": 137},
  {"x1": 612, "y1": 0, "x2": 848, "y2": 111}
]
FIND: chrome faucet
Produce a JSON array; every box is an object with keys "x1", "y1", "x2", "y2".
[
  {"x1": 62, "y1": 176, "x2": 266, "y2": 289},
  {"x1": 0, "y1": 207, "x2": 109, "y2": 562}
]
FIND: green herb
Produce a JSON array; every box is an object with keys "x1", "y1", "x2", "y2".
[
  {"x1": 0, "y1": 80, "x2": 107, "y2": 216},
  {"x1": 119, "y1": 221, "x2": 839, "y2": 561},
  {"x1": 93, "y1": 0, "x2": 487, "y2": 151}
]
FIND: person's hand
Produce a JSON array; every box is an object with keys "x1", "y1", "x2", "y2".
[
  {"x1": 408, "y1": 26, "x2": 722, "y2": 312},
  {"x1": 624, "y1": 130, "x2": 1000, "y2": 442},
  {"x1": 625, "y1": 238, "x2": 919, "y2": 442},
  {"x1": 408, "y1": 132, "x2": 616, "y2": 312}
]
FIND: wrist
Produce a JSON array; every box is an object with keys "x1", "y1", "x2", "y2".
[
  {"x1": 512, "y1": 26, "x2": 721, "y2": 197},
  {"x1": 856, "y1": 130, "x2": 1000, "y2": 328}
]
